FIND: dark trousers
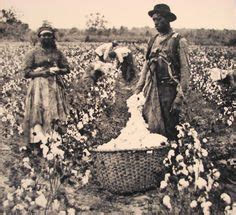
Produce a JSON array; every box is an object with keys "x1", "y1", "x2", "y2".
[
  {"x1": 120, "y1": 53, "x2": 135, "y2": 82},
  {"x1": 158, "y1": 83, "x2": 179, "y2": 140}
]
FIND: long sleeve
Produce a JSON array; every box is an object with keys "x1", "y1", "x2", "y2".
[
  {"x1": 103, "y1": 43, "x2": 113, "y2": 61},
  {"x1": 136, "y1": 62, "x2": 149, "y2": 93},
  {"x1": 116, "y1": 51, "x2": 124, "y2": 63},
  {"x1": 22, "y1": 50, "x2": 35, "y2": 79},
  {"x1": 178, "y1": 38, "x2": 190, "y2": 96}
]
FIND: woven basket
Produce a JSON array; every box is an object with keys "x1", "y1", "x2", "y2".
[{"x1": 91, "y1": 145, "x2": 169, "y2": 194}]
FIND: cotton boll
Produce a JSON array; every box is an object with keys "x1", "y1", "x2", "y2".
[
  {"x1": 35, "y1": 194, "x2": 47, "y2": 208},
  {"x1": 168, "y1": 150, "x2": 175, "y2": 159},
  {"x1": 160, "y1": 180, "x2": 168, "y2": 190},
  {"x1": 176, "y1": 154, "x2": 184, "y2": 162},
  {"x1": 190, "y1": 200, "x2": 198, "y2": 208},
  {"x1": 201, "y1": 149, "x2": 208, "y2": 157},
  {"x1": 164, "y1": 173, "x2": 171, "y2": 181},
  {"x1": 67, "y1": 208, "x2": 76, "y2": 215},
  {"x1": 96, "y1": 95, "x2": 167, "y2": 151},
  {"x1": 220, "y1": 193, "x2": 231, "y2": 204},
  {"x1": 187, "y1": 165, "x2": 194, "y2": 174},
  {"x1": 171, "y1": 142, "x2": 178, "y2": 149},
  {"x1": 195, "y1": 177, "x2": 207, "y2": 190},
  {"x1": 163, "y1": 195, "x2": 172, "y2": 210},
  {"x1": 178, "y1": 178, "x2": 189, "y2": 189},
  {"x1": 212, "y1": 169, "x2": 220, "y2": 180}
]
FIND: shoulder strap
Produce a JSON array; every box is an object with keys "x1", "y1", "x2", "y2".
[{"x1": 145, "y1": 34, "x2": 158, "y2": 60}]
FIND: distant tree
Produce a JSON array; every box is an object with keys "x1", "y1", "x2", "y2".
[
  {"x1": 0, "y1": 8, "x2": 30, "y2": 40},
  {"x1": 118, "y1": 26, "x2": 128, "y2": 35},
  {"x1": 0, "y1": 9, "x2": 18, "y2": 24},
  {"x1": 85, "y1": 12, "x2": 108, "y2": 35},
  {"x1": 42, "y1": 20, "x2": 53, "y2": 27},
  {"x1": 69, "y1": 27, "x2": 79, "y2": 34}
]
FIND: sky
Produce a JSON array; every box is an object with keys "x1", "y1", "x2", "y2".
[{"x1": 1, "y1": 0, "x2": 236, "y2": 30}]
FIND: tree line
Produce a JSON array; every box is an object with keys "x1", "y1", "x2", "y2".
[{"x1": 0, "y1": 9, "x2": 235, "y2": 46}]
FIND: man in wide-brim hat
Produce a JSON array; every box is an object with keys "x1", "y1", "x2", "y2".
[{"x1": 136, "y1": 4, "x2": 190, "y2": 140}]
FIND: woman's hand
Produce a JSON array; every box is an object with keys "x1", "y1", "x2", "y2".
[{"x1": 49, "y1": 66, "x2": 60, "y2": 74}]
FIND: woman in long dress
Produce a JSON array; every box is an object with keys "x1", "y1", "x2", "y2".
[{"x1": 22, "y1": 25, "x2": 70, "y2": 145}]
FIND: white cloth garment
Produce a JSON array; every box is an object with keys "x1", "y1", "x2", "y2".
[
  {"x1": 114, "y1": 47, "x2": 131, "y2": 63},
  {"x1": 95, "y1": 43, "x2": 113, "y2": 61}
]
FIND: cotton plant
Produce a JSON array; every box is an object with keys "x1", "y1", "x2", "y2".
[
  {"x1": 3, "y1": 129, "x2": 92, "y2": 214},
  {"x1": 159, "y1": 122, "x2": 232, "y2": 214}
]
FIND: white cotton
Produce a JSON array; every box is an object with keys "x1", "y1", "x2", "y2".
[
  {"x1": 207, "y1": 174, "x2": 214, "y2": 192},
  {"x1": 187, "y1": 165, "x2": 194, "y2": 174},
  {"x1": 46, "y1": 153, "x2": 54, "y2": 161},
  {"x1": 77, "y1": 121, "x2": 83, "y2": 130},
  {"x1": 52, "y1": 199, "x2": 60, "y2": 211},
  {"x1": 30, "y1": 124, "x2": 48, "y2": 144},
  {"x1": 3, "y1": 200, "x2": 9, "y2": 208},
  {"x1": 163, "y1": 195, "x2": 172, "y2": 210},
  {"x1": 96, "y1": 94, "x2": 167, "y2": 151},
  {"x1": 171, "y1": 142, "x2": 178, "y2": 149},
  {"x1": 201, "y1": 201, "x2": 212, "y2": 215},
  {"x1": 21, "y1": 178, "x2": 35, "y2": 189},
  {"x1": 178, "y1": 178, "x2": 189, "y2": 189},
  {"x1": 185, "y1": 149, "x2": 190, "y2": 156},
  {"x1": 201, "y1": 149, "x2": 208, "y2": 157},
  {"x1": 168, "y1": 150, "x2": 175, "y2": 159},
  {"x1": 160, "y1": 180, "x2": 168, "y2": 190},
  {"x1": 220, "y1": 193, "x2": 231, "y2": 204},
  {"x1": 7, "y1": 193, "x2": 14, "y2": 201},
  {"x1": 209, "y1": 68, "x2": 221, "y2": 82},
  {"x1": 176, "y1": 154, "x2": 184, "y2": 162},
  {"x1": 82, "y1": 170, "x2": 91, "y2": 186},
  {"x1": 195, "y1": 177, "x2": 207, "y2": 190},
  {"x1": 190, "y1": 200, "x2": 198, "y2": 208},
  {"x1": 35, "y1": 194, "x2": 47, "y2": 208},
  {"x1": 41, "y1": 144, "x2": 49, "y2": 158},
  {"x1": 194, "y1": 138, "x2": 201, "y2": 150},
  {"x1": 178, "y1": 167, "x2": 189, "y2": 176},
  {"x1": 164, "y1": 173, "x2": 171, "y2": 181},
  {"x1": 67, "y1": 208, "x2": 76, "y2": 215},
  {"x1": 212, "y1": 169, "x2": 221, "y2": 180},
  {"x1": 51, "y1": 142, "x2": 64, "y2": 158}
]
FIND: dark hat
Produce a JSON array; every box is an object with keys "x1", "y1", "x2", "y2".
[
  {"x1": 148, "y1": 4, "x2": 177, "y2": 22},
  {"x1": 37, "y1": 25, "x2": 55, "y2": 37}
]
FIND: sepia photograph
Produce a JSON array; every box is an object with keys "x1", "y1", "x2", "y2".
[{"x1": 0, "y1": 0, "x2": 235, "y2": 214}]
